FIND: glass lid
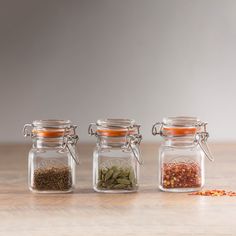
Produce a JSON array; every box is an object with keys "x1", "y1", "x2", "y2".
[
  {"x1": 32, "y1": 119, "x2": 71, "y2": 128},
  {"x1": 96, "y1": 118, "x2": 136, "y2": 129},
  {"x1": 90, "y1": 118, "x2": 138, "y2": 137},
  {"x1": 163, "y1": 116, "x2": 200, "y2": 127}
]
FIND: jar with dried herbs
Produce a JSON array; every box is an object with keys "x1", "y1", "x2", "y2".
[
  {"x1": 89, "y1": 119, "x2": 143, "y2": 193},
  {"x1": 152, "y1": 116, "x2": 214, "y2": 192},
  {"x1": 23, "y1": 120, "x2": 79, "y2": 193}
]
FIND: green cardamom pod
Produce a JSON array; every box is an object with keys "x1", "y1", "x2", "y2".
[
  {"x1": 113, "y1": 184, "x2": 127, "y2": 189},
  {"x1": 97, "y1": 181, "x2": 103, "y2": 188},
  {"x1": 101, "y1": 173, "x2": 105, "y2": 181},
  {"x1": 111, "y1": 166, "x2": 118, "y2": 172},
  {"x1": 116, "y1": 178, "x2": 130, "y2": 185},
  {"x1": 105, "y1": 169, "x2": 113, "y2": 181},
  {"x1": 112, "y1": 170, "x2": 120, "y2": 179},
  {"x1": 99, "y1": 169, "x2": 102, "y2": 180},
  {"x1": 123, "y1": 168, "x2": 130, "y2": 177},
  {"x1": 101, "y1": 168, "x2": 108, "y2": 175},
  {"x1": 105, "y1": 178, "x2": 115, "y2": 185},
  {"x1": 129, "y1": 169, "x2": 136, "y2": 184}
]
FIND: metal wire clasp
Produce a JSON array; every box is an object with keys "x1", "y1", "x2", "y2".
[
  {"x1": 195, "y1": 122, "x2": 214, "y2": 162},
  {"x1": 23, "y1": 124, "x2": 33, "y2": 137},
  {"x1": 88, "y1": 123, "x2": 97, "y2": 136},
  {"x1": 152, "y1": 122, "x2": 163, "y2": 136},
  {"x1": 127, "y1": 125, "x2": 143, "y2": 165},
  {"x1": 64, "y1": 125, "x2": 80, "y2": 165}
]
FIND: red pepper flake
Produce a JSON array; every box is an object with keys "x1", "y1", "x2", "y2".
[
  {"x1": 162, "y1": 162, "x2": 201, "y2": 188},
  {"x1": 189, "y1": 189, "x2": 236, "y2": 196}
]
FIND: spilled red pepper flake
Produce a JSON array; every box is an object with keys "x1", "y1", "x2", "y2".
[{"x1": 189, "y1": 189, "x2": 236, "y2": 197}]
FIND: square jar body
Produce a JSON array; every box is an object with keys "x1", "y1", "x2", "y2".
[
  {"x1": 159, "y1": 143, "x2": 205, "y2": 192},
  {"x1": 93, "y1": 146, "x2": 139, "y2": 193},
  {"x1": 28, "y1": 147, "x2": 76, "y2": 193}
]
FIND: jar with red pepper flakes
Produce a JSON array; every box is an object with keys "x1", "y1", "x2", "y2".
[{"x1": 152, "y1": 117, "x2": 214, "y2": 192}]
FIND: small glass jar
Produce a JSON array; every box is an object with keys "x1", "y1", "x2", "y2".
[
  {"x1": 88, "y1": 119, "x2": 143, "y2": 193},
  {"x1": 152, "y1": 116, "x2": 214, "y2": 193},
  {"x1": 23, "y1": 120, "x2": 79, "y2": 193}
]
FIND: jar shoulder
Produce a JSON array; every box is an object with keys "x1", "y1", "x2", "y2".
[
  {"x1": 159, "y1": 144, "x2": 202, "y2": 151},
  {"x1": 28, "y1": 147, "x2": 70, "y2": 159},
  {"x1": 93, "y1": 145, "x2": 139, "y2": 157}
]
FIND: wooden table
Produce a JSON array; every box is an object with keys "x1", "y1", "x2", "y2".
[{"x1": 0, "y1": 143, "x2": 236, "y2": 236}]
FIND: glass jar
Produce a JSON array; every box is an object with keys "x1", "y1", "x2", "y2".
[
  {"x1": 23, "y1": 120, "x2": 79, "y2": 193},
  {"x1": 152, "y1": 116, "x2": 214, "y2": 192},
  {"x1": 88, "y1": 119, "x2": 143, "y2": 193}
]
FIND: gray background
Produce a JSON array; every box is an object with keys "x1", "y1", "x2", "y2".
[{"x1": 1, "y1": 0, "x2": 236, "y2": 143}]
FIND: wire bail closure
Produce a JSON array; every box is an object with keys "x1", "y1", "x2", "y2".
[
  {"x1": 88, "y1": 123, "x2": 97, "y2": 136},
  {"x1": 23, "y1": 123, "x2": 80, "y2": 165},
  {"x1": 88, "y1": 122, "x2": 143, "y2": 165},
  {"x1": 152, "y1": 121, "x2": 214, "y2": 162},
  {"x1": 195, "y1": 122, "x2": 214, "y2": 162},
  {"x1": 23, "y1": 124, "x2": 33, "y2": 137},
  {"x1": 152, "y1": 122, "x2": 163, "y2": 136},
  {"x1": 63, "y1": 126, "x2": 80, "y2": 165},
  {"x1": 126, "y1": 131, "x2": 143, "y2": 165},
  {"x1": 63, "y1": 125, "x2": 80, "y2": 165}
]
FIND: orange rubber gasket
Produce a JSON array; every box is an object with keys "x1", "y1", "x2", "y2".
[
  {"x1": 97, "y1": 129, "x2": 136, "y2": 137},
  {"x1": 32, "y1": 129, "x2": 66, "y2": 138},
  {"x1": 163, "y1": 127, "x2": 197, "y2": 136}
]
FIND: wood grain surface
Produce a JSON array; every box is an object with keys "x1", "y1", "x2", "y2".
[{"x1": 0, "y1": 143, "x2": 236, "y2": 236}]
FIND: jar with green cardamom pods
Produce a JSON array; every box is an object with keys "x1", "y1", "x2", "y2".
[{"x1": 88, "y1": 119, "x2": 143, "y2": 193}]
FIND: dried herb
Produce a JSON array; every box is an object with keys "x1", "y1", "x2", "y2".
[
  {"x1": 97, "y1": 166, "x2": 137, "y2": 191},
  {"x1": 33, "y1": 167, "x2": 72, "y2": 191},
  {"x1": 162, "y1": 162, "x2": 201, "y2": 188},
  {"x1": 189, "y1": 189, "x2": 236, "y2": 197}
]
